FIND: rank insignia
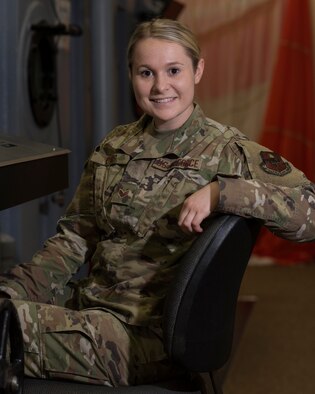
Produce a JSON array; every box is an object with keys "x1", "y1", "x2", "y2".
[
  {"x1": 118, "y1": 188, "x2": 129, "y2": 198},
  {"x1": 259, "y1": 151, "x2": 292, "y2": 176}
]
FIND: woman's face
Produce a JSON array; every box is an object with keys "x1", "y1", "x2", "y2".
[{"x1": 130, "y1": 38, "x2": 204, "y2": 131}]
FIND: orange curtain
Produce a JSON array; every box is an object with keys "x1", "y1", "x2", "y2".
[
  {"x1": 253, "y1": 0, "x2": 315, "y2": 264},
  {"x1": 179, "y1": 0, "x2": 282, "y2": 142}
]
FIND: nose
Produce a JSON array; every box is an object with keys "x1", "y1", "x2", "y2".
[{"x1": 152, "y1": 73, "x2": 169, "y2": 93}]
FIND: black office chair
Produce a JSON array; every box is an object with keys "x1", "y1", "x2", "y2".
[{"x1": 0, "y1": 214, "x2": 261, "y2": 394}]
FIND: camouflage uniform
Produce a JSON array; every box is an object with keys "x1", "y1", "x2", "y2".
[{"x1": 0, "y1": 104, "x2": 314, "y2": 385}]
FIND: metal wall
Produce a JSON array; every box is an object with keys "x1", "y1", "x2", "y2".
[
  {"x1": 0, "y1": 0, "x2": 85, "y2": 267},
  {"x1": 0, "y1": 0, "x2": 168, "y2": 269}
]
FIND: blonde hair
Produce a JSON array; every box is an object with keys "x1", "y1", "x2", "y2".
[{"x1": 127, "y1": 18, "x2": 201, "y2": 71}]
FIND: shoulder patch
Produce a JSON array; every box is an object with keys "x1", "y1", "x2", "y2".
[
  {"x1": 235, "y1": 140, "x2": 308, "y2": 188},
  {"x1": 259, "y1": 151, "x2": 292, "y2": 176}
]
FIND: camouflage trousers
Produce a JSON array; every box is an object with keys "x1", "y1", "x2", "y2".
[{"x1": 6, "y1": 299, "x2": 182, "y2": 387}]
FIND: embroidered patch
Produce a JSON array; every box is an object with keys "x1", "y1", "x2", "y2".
[
  {"x1": 118, "y1": 188, "x2": 129, "y2": 199},
  {"x1": 259, "y1": 151, "x2": 292, "y2": 176},
  {"x1": 152, "y1": 157, "x2": 202, "y2": 171}
]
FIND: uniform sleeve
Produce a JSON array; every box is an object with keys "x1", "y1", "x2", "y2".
[
  {"x1": 216, "y1": 139, "x2": 315, "y2": 242},
  {"x1": 0, "y1": 159, "x2": 101, "y2": 302}
]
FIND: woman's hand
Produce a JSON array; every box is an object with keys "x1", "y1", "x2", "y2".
[{"x1": 178, "y1": 181, "x2": 220, "y2": 233}]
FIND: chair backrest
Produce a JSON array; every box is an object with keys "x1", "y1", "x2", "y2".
[{"x1": 163, "y1": 214, "x2": 261, "y2": 372}]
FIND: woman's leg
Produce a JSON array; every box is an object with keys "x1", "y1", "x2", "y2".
[{"x1": 10, "y1": 300, "x2": 177, "y2": 386}]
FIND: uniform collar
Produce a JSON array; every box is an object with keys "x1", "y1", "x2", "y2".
[
  {"x1": 126, "y1": 104, "x2": 209, "y2": 159},
  {"x1": 104, "y1": 103, "x2": 215, "y2": 159}
]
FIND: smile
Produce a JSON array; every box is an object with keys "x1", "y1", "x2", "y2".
[{"x1": 150, "y1": 97, "x2": 176, "y2": 104}]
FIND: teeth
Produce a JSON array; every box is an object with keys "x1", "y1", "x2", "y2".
[{"x1": 152, "y1": 98, "x2": 174, "y2": 103}]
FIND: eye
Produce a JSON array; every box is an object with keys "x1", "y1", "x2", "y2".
[
  {"x1": 139, "y1": 69, "x2": 153, "y2": 78},
  {"x1": 168, "y1": 67, "x2": 180, "y2": 76}
]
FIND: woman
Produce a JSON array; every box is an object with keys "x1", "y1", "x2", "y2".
[{"x1": 0, "y1": 18, "x2": 314, "y2": 386}]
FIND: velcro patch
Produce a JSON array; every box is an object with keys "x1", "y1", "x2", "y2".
[
  {"x1": 259, "y1": 151, "x2": 292, "y2": 176},
  {"x1": 152, "y1": 157, "x2": 202, "y2": 171},
  {"x1": 235, "y1": 140, "x2": 307, "y2": 187},
  {"x1": 90, "y1": 151, "x2": 130, "y2": 166}
]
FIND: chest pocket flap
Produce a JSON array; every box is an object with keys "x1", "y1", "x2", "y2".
[{"x1": 90, "y1": 151, "x2": 130, "y2": 166}]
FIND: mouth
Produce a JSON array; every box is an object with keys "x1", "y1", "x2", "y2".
[{"x1": 149, "y1": 97, "x2": 176, "y2": 104}]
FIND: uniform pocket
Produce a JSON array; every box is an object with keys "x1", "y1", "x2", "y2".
[
  {"x1": 39, "y1": 305, "x2": 107, "y2": 382},
  {"x1": 135, "y1": 168, "x2": 210, "y2": 237},
  {"x1": 93, "y1": 153, "x2": 130, "y2": 235}
]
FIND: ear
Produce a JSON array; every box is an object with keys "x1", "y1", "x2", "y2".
[{"x1": 194, "y1": 58, "x2": 204, "y2": 84}]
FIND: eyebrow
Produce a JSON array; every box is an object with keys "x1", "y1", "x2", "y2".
[{"x1": 137, "y1": 61, "x2": 185, "y2": 69}]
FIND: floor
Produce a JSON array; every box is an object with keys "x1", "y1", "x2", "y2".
[{"x1": 224, "y1": 264, "x2": 315, "y2": 394}]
